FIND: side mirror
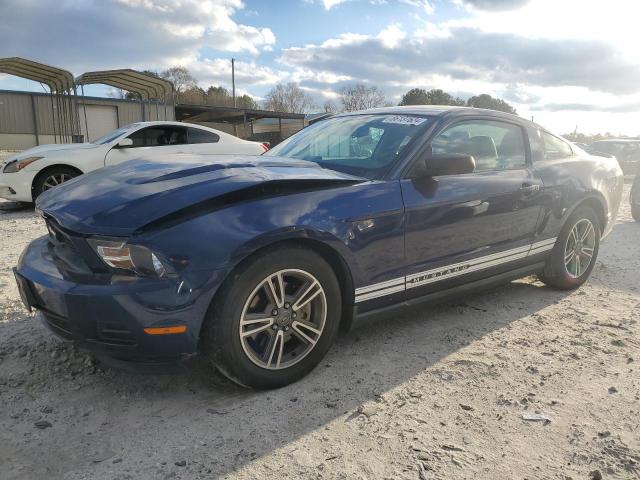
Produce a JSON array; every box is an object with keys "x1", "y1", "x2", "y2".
[
  {"x1": 116, "y1": 138, "x2": 133, "y2": 148},
  {"x1": 413, "y1": 153, "x2": 476, "y2": 177}
]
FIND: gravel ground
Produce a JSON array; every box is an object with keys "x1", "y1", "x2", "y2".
[{"x1": 0, "y1": 185, "x2": 638, "y2": 480}]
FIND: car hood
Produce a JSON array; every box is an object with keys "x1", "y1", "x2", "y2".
[
  {"x1": 7, "y1": 143, "x2": 97, "y2": 161},
  {"x1": 36, "y1": 154, "x2": 364, "y2": 236}
]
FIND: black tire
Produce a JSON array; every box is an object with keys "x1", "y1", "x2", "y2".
[
  {"x1": 538, "y1": 205, "x2": 601, "y2": 290},
  {"x1": 32, "y1": 166, "x2": 80, "y2": 200},
  {"x1": 202, "y1": 246, "x2": 342, "y2": 389}
]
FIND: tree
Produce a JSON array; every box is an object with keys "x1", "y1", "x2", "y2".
[
  {"x1": 398, "y1": 88, "x2": 428, "y2": 105},
  {"x1": 206, "y1": 86, "x2": 232, "y2": 106},
  {"x1": 263, "y1": 82, "x2": 315, "y2": 113},
  {"x1": 322, "y1": 100, "x2": 338, "y2": 113},
  {"x1": 340, "y1": 84, "x2": 387, "y2": 112},
  {"x1": 160, "y1": 66, "x2": 197, "y2": 102},
  {"x1": 180, "y1": 86, "x2": 206, "y2": 105},
  {"x1": 236, "y1": 94, "x2": 258, "y2": 110},
  {"x1": 399, "y1": 88, "x2": 465, "y2": 106},
  {"x1": 466, "y1": 94, "x2": 517, "y2": 114}
]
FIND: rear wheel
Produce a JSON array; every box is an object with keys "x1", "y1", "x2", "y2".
[
  {"x1": 202, "y1": 247, "x2": 341, "y2": 389},
  {"x1": 33, "y1": 166, "x2": 80, "y2": 200},
  {"x1": 538, "y1": 206, "x2": 600, "y2": 290}
]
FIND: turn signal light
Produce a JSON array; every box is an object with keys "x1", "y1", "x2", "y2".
[{"x1": 143, "y1": 325, "x2": 187, "y2": 335}]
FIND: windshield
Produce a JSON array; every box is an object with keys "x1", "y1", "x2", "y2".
[
  {"x1": 91, "y1": 125, "x2": 137, "y2": 145},
  {"x1": 265, "y1": 114, "x2": 432, "y2": 178}
]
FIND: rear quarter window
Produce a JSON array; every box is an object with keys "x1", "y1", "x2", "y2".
[
  {"x1": 542, "y1": 131, "x2": 573, "y2": 160},
  {"x1": 188, "y1": 128, "x2": 220, "y2": 144}
]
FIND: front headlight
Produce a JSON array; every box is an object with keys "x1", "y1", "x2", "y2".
[
  {"x1": 3, "y1": 156, "x2": 44, "y2": 173},
  {"x1": 87, "y1": 238, "x2": 170, "y2": 277}
]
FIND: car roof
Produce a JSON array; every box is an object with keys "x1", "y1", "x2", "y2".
[
  {"x1": 592, "y1": 138, "x2": 640, "y2": 143},
  {"x1": 333, "y1": 105, "x2": 536, "y2": 127},
  {"x1": 124, "y1": 121, "x2": 238, "y2": 139}
]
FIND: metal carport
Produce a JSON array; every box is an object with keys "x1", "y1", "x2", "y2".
[
  {"x1": 0, "y1": 57, "x2": 80, "y2": 143},
  {"x1": 75, "y1": 69, "x2": 174, "y2": 133}
]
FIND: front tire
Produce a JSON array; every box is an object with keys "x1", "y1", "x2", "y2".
[
  {"x1": 203, "y1": 246, "x2": 341, "y2": 389},
  {"x1": 538, "y1": 206, "x2": 601, "y2": 290},
  {"x1": 33, "y1": 166, "x2": 80, "y2": 200}
]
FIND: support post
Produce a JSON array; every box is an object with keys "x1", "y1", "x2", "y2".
[
  {"x1": 243, "y1": 111, "x2": 247, "y2": 139},
  {"x1": 231, "y1": 58, "x2": 236, "y2": 108},
  {"x1": 30, "y1": 94, "x2": 40, "y2": 146}
]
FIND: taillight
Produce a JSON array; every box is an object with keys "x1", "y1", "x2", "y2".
[{"x1": 261, "y1": 142, "x2": 270, "y2": 152}]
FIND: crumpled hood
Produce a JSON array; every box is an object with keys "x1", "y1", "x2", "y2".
[{"x1": 36, "y1": 154, "x2": 363, "y2": 236}]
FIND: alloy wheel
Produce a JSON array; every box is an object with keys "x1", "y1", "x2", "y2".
[
  {"x1": 239, "y1": 269, "x2": 327, "y2": 370},
  {"x1": 564, "y1": 218, "x2": 596, "y2": 278},
  {"x1": 42, "y1": 173, "x2": 72, "y2": 191}
]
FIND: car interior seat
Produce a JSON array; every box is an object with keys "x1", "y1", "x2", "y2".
[
  {"x1": 468, "y1": 136, "x2": 498, "y2": 170},
  {"x1": 497, "y1": 130, "x2": 525, "y2": 168}
]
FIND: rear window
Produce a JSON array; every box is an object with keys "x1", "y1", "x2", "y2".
[{"x1": 188, "y1": 128, "x2": 220, "y2": 144}]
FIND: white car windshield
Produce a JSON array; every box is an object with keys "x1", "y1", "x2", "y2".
[{"x1": 91, "y1": 125, "x2": 136, "y2": 145}]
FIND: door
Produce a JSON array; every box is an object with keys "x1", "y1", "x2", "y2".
[
  {"x1": 104, "y1": 125, "x2": 189, "y2": 166},
  {"x1": 401, "y1": 118, "x2": 544, "y2": 299},
  {"x1": 80, "y1": 105, "x2": 118, "y2": 142}
]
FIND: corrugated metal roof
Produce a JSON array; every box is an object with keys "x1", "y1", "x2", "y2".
[
  {"x1": 0, "y1": 57, "x2": 75, "y2": 92},
  {"x1": 75, "y1": 69, "x2": 173, "y2": 101}
]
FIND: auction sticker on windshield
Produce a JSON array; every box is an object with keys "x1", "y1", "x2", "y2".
[{"x1": 382, "y1": 115, "x2": 428, "y2": 126}]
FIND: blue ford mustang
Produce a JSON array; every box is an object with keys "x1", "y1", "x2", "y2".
[{"x1": 14, "y1": 107, "x2": 624, "y2": 389}]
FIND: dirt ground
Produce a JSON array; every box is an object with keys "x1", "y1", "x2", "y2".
[{"x1": 0, "y1": 183, "x2": 638, "y2": 480}]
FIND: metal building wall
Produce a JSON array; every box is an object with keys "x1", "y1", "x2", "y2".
[{"x1": 0, "y1": 90, "x2": 174, "y2": 150}]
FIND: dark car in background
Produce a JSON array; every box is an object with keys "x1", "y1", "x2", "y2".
[
  {"x1": 589, "y1": 139, "x2": 640, "y2": 174},
  {"x1": 14, "y1": 106, "x2": 624, "y2": 389}
]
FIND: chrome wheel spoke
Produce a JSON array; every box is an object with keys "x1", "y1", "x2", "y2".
[
  {"x1": 564, "y1": 218, "x2": 596, "y2": 279},
  {"x1": 581, "y1": 247, "x2": 594, "y2": 258},
  {"x1": 265, "y1": 330, "x2": 285, "y2": 368},
  {"x1": 291, "y1": 320, "x2": 319, "y2": 346},
  {"x1": 265, "y1": 272, "x2": 285, "y2": 308},
  {"x1": 569, "y1": 227, "x2": 578, "y2": 246},
  {"x1": 292, "y1": 280, "x2": 322, "y2": 312},
  {"x1": 240, "y1": 315, "x2": 274, "y2": 337},
  {"x1": 581, "y1": 222, "x2": 594, "y2": 242},
  {"x1": 239, "y1": 269, "x2": 327, "y2": 370},
  {"x1": 564, "y1": 250, "x2": 576, "y2": 266}
]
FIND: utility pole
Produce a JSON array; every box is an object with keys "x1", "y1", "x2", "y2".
[{"x1": 231, "y1": 58, "x2": 236, "y2": 108}]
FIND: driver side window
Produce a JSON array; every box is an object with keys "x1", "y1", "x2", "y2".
[
  {"x1": 127, "y1": 126, "x2": 187, "y2": 148},
  {"x1": 432, "y1": 120, "x2": 527, "y2": 172}
]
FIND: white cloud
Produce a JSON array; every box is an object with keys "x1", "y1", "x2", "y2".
[
  {"x1": 323, "y1": 0, "x2": 349, "y2": 9},
  {"x1": 377, "y1": 24, "x2": 407, "y2": 48},
  {"x1": 0, "y1": 0, "x2": 276, "y2": 72}
]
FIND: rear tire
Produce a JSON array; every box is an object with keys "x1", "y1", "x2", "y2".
[
  {"x1": 538, "y1": 206, "x2": 600, "y2": 290},
  {"x1": 202, "y1": 246, "x2": 341, "y2": 389},
  {"x1": 33, "y1": 166, "x2": 80, "y2": 200}
]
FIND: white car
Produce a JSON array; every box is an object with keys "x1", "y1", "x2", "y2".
[{"x1": 0, "y1": 121, "x2": 268, "y2": 203}]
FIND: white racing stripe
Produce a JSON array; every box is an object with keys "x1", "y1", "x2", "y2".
[{"x1": 354, "y1": 237, "x2": 557, "y2": 303}]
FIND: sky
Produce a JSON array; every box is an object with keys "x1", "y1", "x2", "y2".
[{"x1": 1, "y1": 0, "x2": 640, "y2": 135}]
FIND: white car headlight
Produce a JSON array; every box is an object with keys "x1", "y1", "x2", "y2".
[{"x1": 3, "y1": 156, "x2": 44, "y2": 173}]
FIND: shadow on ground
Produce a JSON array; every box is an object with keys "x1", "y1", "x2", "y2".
[{"x1": 1, "y1": 276, "x2": 572, "y2": 479}]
